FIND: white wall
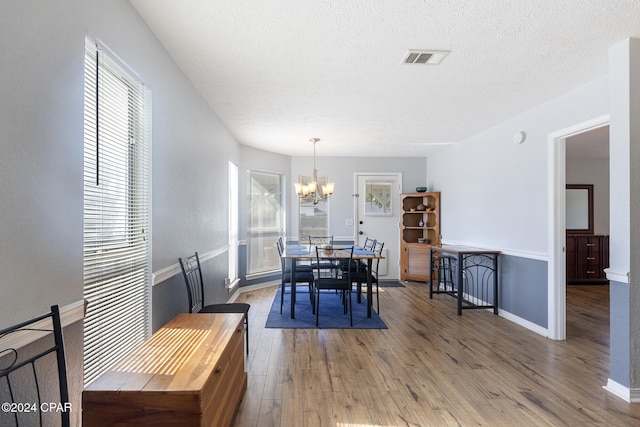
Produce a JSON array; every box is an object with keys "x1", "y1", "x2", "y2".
[
  {"x1": 427, "y1": 76, "x2": 609, "y2": 255},
  {"x1": 1, "y1": 1, "x2": 241, "y2": 419}
]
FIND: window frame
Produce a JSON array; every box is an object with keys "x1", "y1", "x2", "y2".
[
  {"x1": 246, "y1": 169, "x2": 285, "y2": 276},
  {"x1": 82, "y1": 37, "x2": 152, "y2": 386}
]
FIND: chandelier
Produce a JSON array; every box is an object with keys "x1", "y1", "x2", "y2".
[{"x1": 294, "y1": 138, "x2": 335, "y2": 205}]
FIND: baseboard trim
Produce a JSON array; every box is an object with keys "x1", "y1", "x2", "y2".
[
  {"x1": 498, "y1": 308, "x2": 549, "y2": 337},
  {"x1": 239, "y1": 281, "x2": 279, "y2": 294},
  {"x1": 604, "y1": 378, "x2": 640, "y2": 403}
]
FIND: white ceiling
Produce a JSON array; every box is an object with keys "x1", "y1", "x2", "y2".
[{"x1": 129, "y1": 0, "x2": 640, "y2": 157}]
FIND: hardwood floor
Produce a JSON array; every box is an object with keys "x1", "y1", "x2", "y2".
[{"x1": 232, "y1": 282, "x2": 640, "y2": 426}]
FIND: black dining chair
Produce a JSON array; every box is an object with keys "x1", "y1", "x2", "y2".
[
  {"x1": 362, "y1": 236, "x2": 376, "y2": 251},
  {"x1": 313, "y1": 245, "x2": 354, "y2": 326},
  {"x1": 276, "y1": 239, "x2": 315, "y2": 314},
  {"x1": 179, "y1": 252, "x2": 250, "y2": 354},
  {"x1": 0, "y1": 305, "x2": 70, "y2": 427},
  {"x1": 308, "y1": 235, "x2": 340, "y2": 272},
  {"x1": 350, "y1": 240, "x2": 384, "y2": 313}
]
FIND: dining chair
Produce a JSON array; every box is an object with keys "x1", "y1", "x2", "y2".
[
  {"x1": 276, "y1": 239, "x2": 315, "y2": 314},
  {"x1": 179, "y1": 252, "x2": 250, "y2": 354},
  {"x1": 313, "y1": 245, "x2": 354, "y2": 326},
  {"x1": 0, "y1": 305, "x2": 70, "y2": 427},
  {"x1": 308, "y1": 235, "x2": 334, "y2": 246},
  {"x1": 362, "y1": 236, "x2": 376, "y2": 251},
  {"x1": 308, "y1": 235, "x2": 339, "y2": 271},
  {"x1": 350, "y1": 240, "x2": 384, "y2": 313}
]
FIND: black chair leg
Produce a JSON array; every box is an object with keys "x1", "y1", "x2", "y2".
[
  {"x1": 315, "y1": 290, "x2": 320, "y2": 327},
  {"x1": 349, "y1": 290, "x2": 353, "y2": 326},
  {"x1": 280, "y1": 282, "x2": 285, "y2": 314}
]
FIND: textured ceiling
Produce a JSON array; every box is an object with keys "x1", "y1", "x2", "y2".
[{"x1": 129, "y1": 0, "x2": 640, "y2": 157}]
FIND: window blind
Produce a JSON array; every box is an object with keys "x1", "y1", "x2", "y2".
[
  {"x1": 247, "y1": 170, "x2": 284, "y2": 275},
  {"x1": 83, "y1": 37, "x2": 152, "y2": 386}
]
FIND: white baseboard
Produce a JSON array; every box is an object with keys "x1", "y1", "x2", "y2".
[
  {"x1": 498, "y1": 308, "x2": 549, "y2": 337},
  {"x1": 238, "y1": 281, "x2": 279, "y2": 294},
  {"x1": 603, "y1": 378, "x2": 640, "y2": 403}
]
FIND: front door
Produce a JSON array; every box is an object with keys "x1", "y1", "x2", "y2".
[{"x1": 355, "y1": 173, "x2": 401, "y2": 280}]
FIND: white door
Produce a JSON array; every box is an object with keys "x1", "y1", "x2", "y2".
[{"x1": 355, "y1": 173, "x2": 401, "y2": 280}]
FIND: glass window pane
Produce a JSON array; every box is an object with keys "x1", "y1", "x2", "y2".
[
  {"x1": 365, "y1": 181, "x2": 393, "y2": 216},
  {"x1": 297, "y1": 175, "x2": 330, "y2": 240},
  {"x1": 248, "y1": 170, "x2": 283, "y2": 274}
]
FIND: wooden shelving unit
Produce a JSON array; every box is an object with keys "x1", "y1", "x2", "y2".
[{"x1": 400, "y1": 192, "x2": 440, "y2": 282}]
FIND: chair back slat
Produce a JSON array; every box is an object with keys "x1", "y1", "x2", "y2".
[
  {"x1": 0, "y1": 305, "x2": 70, "y2": 427},
  {"x1": 314, "y1": 246, "x2": 354, "y2": 281},
  {"x1": 372, "y1": 241, "x2": 385, "y2": 276},
  {"x1": 309, "y1": 235, "x2": 334, "y2": 246},
  {"x1": 179, "y1": 253, "x2": 205, "y2": 313},
  {"x1": 363, "y1": 237, "x2": 376, "y2": 251}
]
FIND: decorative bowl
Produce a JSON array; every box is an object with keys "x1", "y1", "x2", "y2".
[{"x1": 416, "y1": 186, "x2": 427, "y2": 193}]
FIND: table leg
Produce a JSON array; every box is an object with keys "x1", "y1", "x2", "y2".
[
  {"x1": 457, "y1": 252, "x2": 464, "y2": 315},
  {"x1": 367, "y1": 258, "x2": 373, "y2": 318},
  {"x1": 493, "y1": 254, "x2": 499, "y2": 315},
  {"x1": 290, "y1": 259, "x2": 296, "y2": 319}
]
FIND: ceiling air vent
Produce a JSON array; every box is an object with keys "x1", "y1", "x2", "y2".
[{"x1": 402, "y1": 50, "x2": 449, "y2": 65}]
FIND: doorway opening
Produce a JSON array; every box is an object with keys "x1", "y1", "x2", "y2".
[{"x1": 547, "y1": 114, "x2": 609, "y2": 340}]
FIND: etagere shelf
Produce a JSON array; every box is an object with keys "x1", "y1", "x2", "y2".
[{"x1": 400, "y1": 192, "x2": 440, "y2": 282}]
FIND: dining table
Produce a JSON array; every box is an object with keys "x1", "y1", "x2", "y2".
[{"x1": 279, "y1": 244, "x2": 384, "y2": 319}]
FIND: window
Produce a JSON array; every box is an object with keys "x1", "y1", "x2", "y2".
[
  {"x1": 298, "y1": 175, "x2": 330, "y2": 240},
  {"x1": 83, "y1": 37, "x2": 152, "y2": 385},
  {"x1": 247, "y1": 170, "x2": 284, "y2": 275},
  {"x1": 364, "y1": 181, "x2": 393, "y2": 216}
]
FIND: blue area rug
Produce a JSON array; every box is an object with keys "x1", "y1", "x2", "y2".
[{"x1": 265, "y1": 287, "x2": 388, "y2": 329}]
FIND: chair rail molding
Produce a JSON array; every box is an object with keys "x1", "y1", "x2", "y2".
[
  {"x1": 441, "y1": 239, "x2": 547, "y2": 261},
  {"x1": 604, "y1": 268, "x2": 629, "y2": 284},
  {"x1": 153, "y1": 245, "x2": 231, "y2": 286},
  {"x1": 0, "y1": 300, "x2": 84, "y2": 351}
]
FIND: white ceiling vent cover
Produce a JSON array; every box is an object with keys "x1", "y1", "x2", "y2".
[{"x1": 403, "y1": 50, "x2": 449, "y2": 65}]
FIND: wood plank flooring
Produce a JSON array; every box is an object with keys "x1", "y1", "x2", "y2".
[{"x1": 232, "y1": 282, "x2": 640, "y2": 426}]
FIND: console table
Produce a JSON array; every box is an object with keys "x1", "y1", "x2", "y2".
[
  {"x1": 428, "y1": 245, "x2": 500, "y2": 315},
  {"x1": 82, "y1": 313, "x2": 247, "y2": 426}
]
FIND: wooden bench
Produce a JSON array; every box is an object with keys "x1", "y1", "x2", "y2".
[{"x1": 82, "y1": 313, "x2": 247, "y2": 426}]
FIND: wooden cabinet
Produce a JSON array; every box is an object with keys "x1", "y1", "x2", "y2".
[
  {"x1": 566, "y1": 234, "x2": 609, "y2": 283},
  {"x1": 400, "y1": 192, "x2": 440, "y2": 282},
  {"x1": 83, "y1": 313, "x2": 247, "y2": 427}
]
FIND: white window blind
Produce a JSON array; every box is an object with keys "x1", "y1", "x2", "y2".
[
  {"x1": 83, "y1": 37, "x2": 152, "y2": 386},
  {"x1": 247, "y1": 170, "x2": 284, "y2": 275}
]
